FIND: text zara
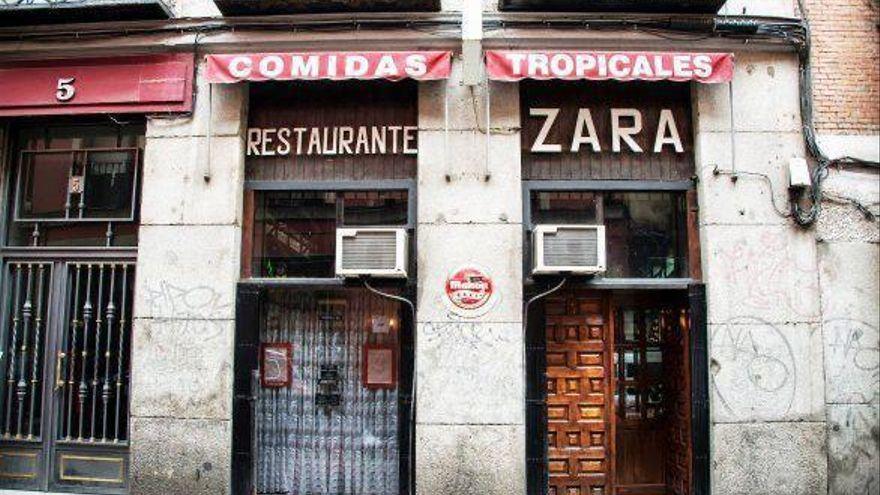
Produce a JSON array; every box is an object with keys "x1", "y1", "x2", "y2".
[{"x1": 530, "y1": 107, "x2": 684, "y2": 154}]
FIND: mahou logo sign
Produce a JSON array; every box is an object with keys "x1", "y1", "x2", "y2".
[{"x1": 445, "y1": 266, "x2": 494, "y2": 314}]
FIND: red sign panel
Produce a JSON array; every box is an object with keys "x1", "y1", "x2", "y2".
[
  {"x1": 260, "y1": 343, "x2": 293, "y2": 388},
  {"x1": 0, "y1": 54, "x2": 194, "y2": 117},
  {"x1": 486, "y1": 50, "x2": 734, "y2": 83},
  {"x1": 363, "y1": 344, "x2": 397, "y2": 390},
  {"x1": 205, "y1": 51, "x2": 451, "y2": 83},
  {"x1": 445, "y1": 266, "x2": 494, "y2": 311}
]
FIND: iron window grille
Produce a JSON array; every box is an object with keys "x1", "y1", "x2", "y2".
[{"x1": 13, "y1": 148, "x2": 139, "y2": 223}]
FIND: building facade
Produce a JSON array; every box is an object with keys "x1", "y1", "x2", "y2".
[{"x1": 0, "y1": 1, "x2": 877, "y2": 495}]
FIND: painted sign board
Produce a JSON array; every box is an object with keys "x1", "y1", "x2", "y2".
[
  {"x1": 0, "y1": 54, "x2": 195, "y2": 116},
  {"x1": 487, "y1": 51, "x2": 734, "y2": 83},
  {"x1": 247, "y1": 125, "x2": 418, "y2": 157},
  {"x1": 444, "y1": 266, "x2": 496, "y2": 318},
  {"x1": 206, "y1": 51, "x2": 451, "y2": 83},
  {"x1": 520, "y1": 81, "x2": 694, "y2": 181}
]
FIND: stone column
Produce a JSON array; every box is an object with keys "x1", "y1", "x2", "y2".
[
  {"x1": 816, "y1": 169, "x2": 880, "y2": 494},
  {"x1": 415, "y1": 58, "x2": 526, "y2": 494},
  {"x1": 129, "y1": 64, "x2": 247, "y2": 495},
  {"x1": 694, "y1": 52, "x2": 828, "y2": 494}
]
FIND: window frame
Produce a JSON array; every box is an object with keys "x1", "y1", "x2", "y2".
[
  {"x1": 242, "y1": 179, "x2": 417, "y2": 283},
  {"x1": 12, "y1": 147, "x2": 141, "y2": 224},
  {"x1": 522, "y1": 179, "x2": 698, "y2": 289}
]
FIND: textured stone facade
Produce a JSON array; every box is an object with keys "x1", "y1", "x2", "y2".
[{"x1": 0, "y1": 1, "x2": 876, "y2": 495}]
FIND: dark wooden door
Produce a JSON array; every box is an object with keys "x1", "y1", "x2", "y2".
[
  {"x1": 612, "y1": 296, "x2": 691, "y2": 495},
  {"x1": 544, "y1": 291, "x2": 613, "y2": 495}
]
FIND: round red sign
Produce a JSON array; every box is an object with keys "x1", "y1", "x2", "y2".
[{"x1": 445, "y1": 266, "x2": 494, "y2": 311}]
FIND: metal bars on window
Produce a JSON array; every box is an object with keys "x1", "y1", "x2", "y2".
[
  {"x1": 57, "y1": 262, "x2": 134, "y2": 445},
  {"x1": 0, "y1": 262, "x2": 52, "y2": 441},
  {"x1": 14, "y1": 149, "x2": 139, "y2": 223}
]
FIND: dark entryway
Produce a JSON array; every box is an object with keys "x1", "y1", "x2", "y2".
[{"x1": 233, "y1": 286, "x2": 414, "y2": 495}]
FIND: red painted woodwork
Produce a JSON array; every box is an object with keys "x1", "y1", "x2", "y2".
[
  {"x1": 363, "y1": 343, "x2": 397, "y2": 389},
  {"x1": 0, "y1": 54, "x2": 194, "y2": 116},
  {"x1": 260, "y1": 342, "x2": 293, "y2": 388},
  {"x1": 544, "y1": 292, "x2": 613, "y2": 495}
]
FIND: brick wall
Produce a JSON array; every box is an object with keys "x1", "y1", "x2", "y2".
[{"x1": 805, "y1": 0, "x2": 880, "y2": 134}]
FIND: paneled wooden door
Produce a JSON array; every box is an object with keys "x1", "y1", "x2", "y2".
[{"x1": 544, "y1": 291, "x2": 613, "y2": 495}]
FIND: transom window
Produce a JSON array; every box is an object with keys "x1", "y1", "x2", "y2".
[
  {"x1": 250, "y1": 189, "x2": 410, "y2": 278},
  {"x1": 530, "y1": 190, "x2": 688, "y2": 278}
]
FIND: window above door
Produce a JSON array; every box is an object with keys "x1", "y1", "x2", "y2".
[
  {"x1": 248, "y1": 189, "x2": 412, "y2": 279},
  {"x1": 529, "y1": 190, "x2": 689, "y2": 279},
  {"x1": 4, "y1": 120, "x2": 144, "y2": 249}
]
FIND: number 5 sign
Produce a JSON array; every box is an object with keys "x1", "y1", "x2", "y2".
[
  {"x1": 0, "y1": 54, "x2": 194, "y2": 116},
  {"x1": 55, "y1": 77, "x2": 76, "y2": 102}
]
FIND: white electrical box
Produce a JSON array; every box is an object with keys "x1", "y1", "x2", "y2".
[{"x1": 788, "y1": 157, "x2": 812, "y2": 189}]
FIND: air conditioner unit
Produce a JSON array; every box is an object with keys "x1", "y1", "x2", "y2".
[
  {"x1": 532, "y1": 225, "x2": 606, "y2": 275},
  {"x1": 335, "y1": 228, "x2": 408, "y2": 279}
]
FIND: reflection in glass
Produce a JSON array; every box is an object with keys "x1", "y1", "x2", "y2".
[
  {"x1": 622, "y1": 310, "x2": 637, "y2": 342},
  {"x1": 624, "y1": 387, "x2": 640, "y2": 419},
  {"x1": 646, "y1": 348, "x2": 663, "y2": 377},
  {"x1": 622, "y1": 350, "x2": 640, "y2": 380}
]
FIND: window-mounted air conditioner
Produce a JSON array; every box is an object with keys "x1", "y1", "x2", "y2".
[
  {"x1": 532, "y1": 225, "x2": 607, "y2": 275},
  {"x1": 335, "y1": 228, "x2": 408, "y2": 279}
]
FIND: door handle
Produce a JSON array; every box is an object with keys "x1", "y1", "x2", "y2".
[{"x1": 54, "y1": 352, "x2": 66, "y2": 390}]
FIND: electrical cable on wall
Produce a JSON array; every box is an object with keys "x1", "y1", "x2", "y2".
[
  {"x1": 362, "y1": 279, "x2": 417, "y2": 495},
  {"x1": 16, "y1": 11, "x2": 878, "y2": 227},
  {"x1": 488, "y1": 11, "x2": 880, "y2": 228}
]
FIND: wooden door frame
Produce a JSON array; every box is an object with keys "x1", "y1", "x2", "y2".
[{"x1": 525, "y1": 285, "x2": 710, "y2": 495}]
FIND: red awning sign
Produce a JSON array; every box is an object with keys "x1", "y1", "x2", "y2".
[
  {"x1": 206, "y1": 51, "x2": 452, "y2": 83},
  {"x1": 0, "y1": 54, "x2": 194, "y2": 116},
  {"x1": 486, "y1": 51, "x2": 734, "y2": 83}
]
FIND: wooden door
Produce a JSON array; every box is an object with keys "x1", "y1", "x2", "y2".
[
  {"x1": 544, "y1": 291, "x2": 613, "y2": 495},
  {"x1": 612, "y1": 297, "x2": 691, "y2": 495}
]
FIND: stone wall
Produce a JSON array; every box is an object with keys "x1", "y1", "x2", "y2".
[
  {"x1": 696, "y1": 50, "x2": 880, "y2": 495},
  {"x1": 129, "y1": 64, "x2": 247, "y2": 495},
  {"x1": 817, "y1": 168, "x2": 880, "y2": 495},
  {"x1": 695, "y1": 51, "x2": 829, "y2": 495},
  {"x1": 414, "y1": 57, "x2": 526, "y2": 494}
]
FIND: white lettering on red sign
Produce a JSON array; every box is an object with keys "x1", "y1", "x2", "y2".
[
  {"x1": 445, "y1": 267, "x2": 494, "y2": 312},
  {"x1": 246, "y1": 125, "x2": 418, "y2": 156},
  {"x1": 55, "y1": 77, "x2": 76, "y2": 102},
  {"x1": 486, "y1": 51, "x2": 734, "y2": 83},
  {"x1": 206, "y1": 51, "x2": 451, "y2": 83},
  {"x1": 529, "y1": 107, "x2": 684, "y2": 154}
]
